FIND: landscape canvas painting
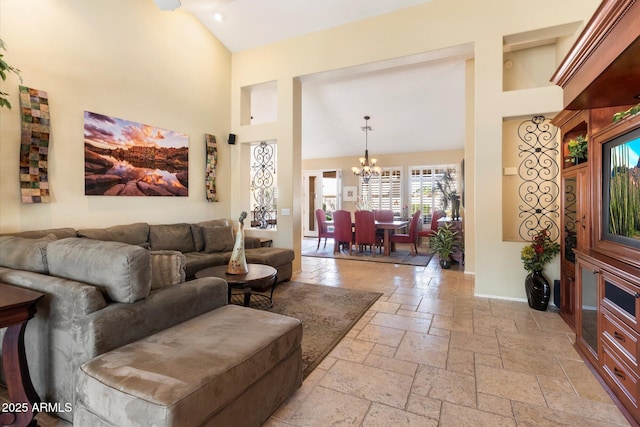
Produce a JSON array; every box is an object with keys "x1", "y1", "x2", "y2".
[
  {"x1": 609, "y1": 136, "x2": 640, "y2": 240},
  {"x1": 84, "y1": 111, "x2": 189, "y2": 196}
]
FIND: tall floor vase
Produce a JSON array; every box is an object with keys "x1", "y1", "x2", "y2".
[{"x1": 525, "y1": 270, "x2": 551, "y2": 311}]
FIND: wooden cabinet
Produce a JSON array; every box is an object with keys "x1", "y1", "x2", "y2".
[
  {"x1": 555, "y1": 108, "x2": 619, "y2": 328},
  {"x1": 552, "y1": 0, "x2": 640, "y2": 423},
  {"x1": 575, "y1": 250, "x2": 640, "y2": 421}
]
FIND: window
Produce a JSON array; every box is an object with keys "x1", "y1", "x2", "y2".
[
  {"x1": 360, "y1": 168, "x2": 402, "y2": 215},
  {"x1": 409, "y1": 166, "x2": 457, "y2": 223},
  {"x1": 250, "y1": 141, "x2": 277, "y2": 229}
]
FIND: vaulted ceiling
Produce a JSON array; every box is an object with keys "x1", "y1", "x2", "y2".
[{"x1": 170, "y1": 0, "x2": 467, "y2": 159}]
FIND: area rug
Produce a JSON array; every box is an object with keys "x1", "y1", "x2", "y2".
[
  {"x1": 302, "y1": 239, "x2": 433, "y2": 267},
  {"x1": 268, "y1": 281, "x2": 382, "y2": 378}
]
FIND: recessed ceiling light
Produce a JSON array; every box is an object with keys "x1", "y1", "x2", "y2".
[{"x1": 214, "y1": 12, "x2": 224, "y2": 22}]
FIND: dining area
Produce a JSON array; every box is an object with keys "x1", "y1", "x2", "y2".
[{"x1": 315, "y1": 208, "x2": 420, "y2": 258}]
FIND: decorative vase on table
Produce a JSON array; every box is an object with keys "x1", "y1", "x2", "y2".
[
  {"x1": 227, "y1": 211, "x2": 249, "y2": 274},
  {"x1": 525, "y1": 270, "x2": 551, "y2": 311}
]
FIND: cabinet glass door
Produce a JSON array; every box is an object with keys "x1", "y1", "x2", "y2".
[
  {"x1": 563, "y1": 176, "x2": 577, "y2": 263},
  {"x1": 581, "y1": 265, "x2": 599, "y2": 353}
]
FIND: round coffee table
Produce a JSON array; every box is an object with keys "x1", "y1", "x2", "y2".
[{"x1": 195, "y1": 264, "x2": 277, "y2": 309}]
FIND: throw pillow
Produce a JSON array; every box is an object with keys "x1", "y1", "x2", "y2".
[
  {"x1": 203, "y1": 226, "x2": 235, "y2": 253},
  {"x1": 148, "y1": 223, "x2": 195, "y2": 253},
  {"x1": 150, "y1": 250, "x2": 186, "y2": 289},
  {"x1": 47, "y1": 238, "x2": 151, "y2": 303},
  {"x1": 0, "y1": 234, "x2": 57, "y2": 274},
  {"x1": 191, "y1": 219, "x2": 230, "y2": 252}
]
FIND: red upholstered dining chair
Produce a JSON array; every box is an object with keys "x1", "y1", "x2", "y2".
[
  {"x1": 417, "y1": 210, "x2": 446, "y2": 246},
  {"x1": 315, "y1": 209, "x2": 335, "y2": 250},
  {"x1": 333, "y1": 210, "x2": 354, "y2": 255},
  {"x1": 354, "y1": 210, "x2": 382, "y2": 255},
  {"x1": 373, "y1": 209, "x2": 394, "y2": 222},
  {"x1": 373, "y1": 209, "x2": 395, "y2": 240},
  {"x1": 389, "y1": 210, "x2": 422, "y2": 256}
]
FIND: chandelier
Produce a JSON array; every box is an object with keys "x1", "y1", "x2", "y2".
[{"x1": 351, "y1": 115, "x2": 381, "y2": 183}]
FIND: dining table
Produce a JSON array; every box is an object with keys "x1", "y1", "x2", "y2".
[
  {"x1": 324, "y1": 218, "x2": 409, "y2": 256},
  {"x1": 375, "y1": 220, "x2": 409, "y2": 256}
]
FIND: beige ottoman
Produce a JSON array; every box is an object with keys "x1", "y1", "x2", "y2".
[{"x1": 73, "y1": 305, "x2": 303, "y2": 427}]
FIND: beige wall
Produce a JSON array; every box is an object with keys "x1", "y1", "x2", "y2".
[
  {"x1": 0, "y1": 0, "x2": 601, "y2": 300},
  {"x1": 229, "y1": 0, "x2": 600, "y2": 299},
  {"x1": 0, "y1": 0, "x2": 232, "y2": 233}
]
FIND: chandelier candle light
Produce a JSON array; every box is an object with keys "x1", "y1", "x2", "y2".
[{"x1": 352, "y1": 115, "x2": 381, "y2": 183}]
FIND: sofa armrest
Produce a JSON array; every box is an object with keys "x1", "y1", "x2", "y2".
[
  {"x1": 0, "y1": 267, "x2": 107, "y2": 318},
  {"x1": 78, "y1": 276, "x2": 228, "y2": 355}
]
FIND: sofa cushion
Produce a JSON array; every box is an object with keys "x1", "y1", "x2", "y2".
[
  {"x1": 150, "y1": 250, "x2": 186, "y2": 289},
  {"x1": 75, "y1": 305, "x2": 302, "y2": 427},
  {"x1": 77, "y1": 223, "x2": 150, "y2": 247},
  {"x1": 191, "y1": 219, "x2": 230, "y2": 252},
  {"x1": 245, "y1": 247, "x2": 295, "y2": 267},
  {"x1": 203, "y1": 226, "x2": 235, "y2": 253},
  {"x1": 0, "y1": 234, "x2": 57, "y2": 274},
  {"x1": 47, "y1": 238, "x2": 151, "y2": 303},
  {"x1": 183, "y1": 252, "x2": 230, "y2": 279},
  {"x1": 149, "y1": 224, "x2": 195, "y2": 253}
]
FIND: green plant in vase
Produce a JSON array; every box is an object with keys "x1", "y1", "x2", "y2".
[{"x1": 567, "y1": 135, "x2": 587, "y2": 164}]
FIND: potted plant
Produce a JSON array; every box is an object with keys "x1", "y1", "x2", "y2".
[
  {"x1": 428, "y1": 223, "x2": 462, "y2": 269},
  {"x1": 0, "y1": 38, "x2": 22, "y2": 109},
  {"x1": 566, "y1": 135, "x2": 587, "y2": 164},
  {"x1": 520, "y1": 228, "x2": 560, "y2": 311},
  {"x1": 613, "y1": 103, "x2": 640, "y2": 122}
]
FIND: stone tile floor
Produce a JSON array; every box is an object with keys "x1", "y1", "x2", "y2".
[
  {"x1": 1, "y1": 240, "x2": 632, "y2": 426},
  {"x1": 266, "y1": 240, "x2": 630, "y2": 426}
]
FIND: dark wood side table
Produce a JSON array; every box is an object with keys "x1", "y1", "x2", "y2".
[
  {"x1": 0, "y1": 283, "x2": 44, "y2": 427},
  {"x1": 195, "y1": 264, "x2": 277, "y2": 309}
]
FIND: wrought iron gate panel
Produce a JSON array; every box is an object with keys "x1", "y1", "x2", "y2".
[
  {"x1": 517, "y1": 115, "x2": 560, "y2": 241},
  {"x1": 251, "y1": 141, "x2": 277, "y2": 229}
]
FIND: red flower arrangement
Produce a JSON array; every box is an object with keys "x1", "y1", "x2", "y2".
[{"x1": 520, "y1": 228, "x2": 560, "y2": 272}]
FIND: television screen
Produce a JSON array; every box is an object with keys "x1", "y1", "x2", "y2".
[{"x1": 602, "y1": 126, "x2": 640, "y2": 249}]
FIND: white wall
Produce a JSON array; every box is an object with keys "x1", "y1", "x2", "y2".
[
  {"x1": 229, "y1": 0, "x2": 601, "y2": 298},
  {"x1": 0, "y1": 0, "x2": 232, "y2": 233}
]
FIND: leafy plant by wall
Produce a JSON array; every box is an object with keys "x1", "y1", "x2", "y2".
[{"x1": 0, "y1": 39, "x2": 22, "y2": 109}]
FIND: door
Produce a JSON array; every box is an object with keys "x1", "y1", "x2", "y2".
[{"x1": 302, "y1": 170, "x2": 341, "y2": 237}]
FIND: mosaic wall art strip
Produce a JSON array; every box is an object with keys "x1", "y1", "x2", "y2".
[
  {"x1": 19, "y1": 86, "x2": 51, "y2": 203},
  {"x1": 205, "y1": 134, "x2": 218, "y2": 202}
]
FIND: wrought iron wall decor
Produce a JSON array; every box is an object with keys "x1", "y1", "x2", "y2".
[
  {"x1": 517, "y1": 115, "x2": 560, "y2": 241},
  {"x1": 19, "y1": 86, "x2": 51, "y2": 203},
  {"x1": 251, "y1": 141, "x2": 277, "y2": 229},
  {"x1": 205, "y1": 134, "x2": 218, "y2": 202}
]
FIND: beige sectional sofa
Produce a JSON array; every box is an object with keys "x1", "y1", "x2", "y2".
[
  {"x1": 74, "y1": 219, "x2": 294, "y2": 282},
  {"x1": 0, "y1": 220, "x2": 300, "y2": 424}
]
